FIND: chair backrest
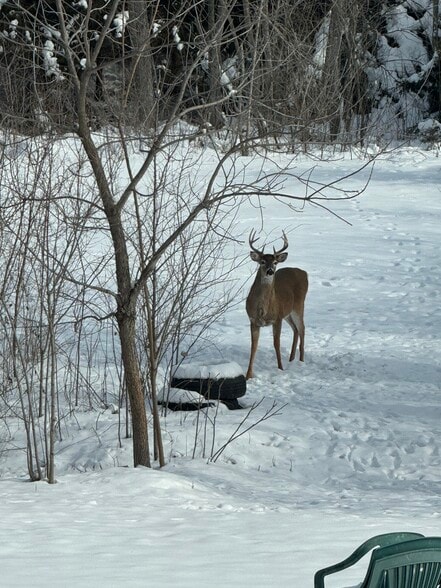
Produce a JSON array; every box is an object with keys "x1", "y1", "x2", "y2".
[{"x1": 361, "y1": 537, "x2": 441, "y2": 588}]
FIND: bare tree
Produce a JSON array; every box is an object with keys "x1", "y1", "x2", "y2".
[
  {"x1": 0, "y1": 138, "x2": 93, "y2": 481},
  {"x1": 0, "y1": 1, "x2": 376, "y2": 476}
]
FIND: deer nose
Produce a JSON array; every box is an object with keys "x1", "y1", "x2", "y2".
[{"x1": 267, "y1": 268, "x2": 275, "y2": 276}]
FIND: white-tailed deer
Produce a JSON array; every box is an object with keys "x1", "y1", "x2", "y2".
[{"x1": 245, "y1": 231, "x2": 308, "y2": 379}]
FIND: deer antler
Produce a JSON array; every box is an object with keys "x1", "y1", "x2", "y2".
[
  {"x1": 249, "y1": 230, "x2": 264, "y2": 256},
  {"x1": 273, "y1": 231, "x2": 289, "y2": 256}
]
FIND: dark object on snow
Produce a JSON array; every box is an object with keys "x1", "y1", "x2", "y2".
[
  {"x1": 170, "y1": 363, "x2": 246, "y2": 410},
  {"x1": 159, "y1": 396, "x2": 242, "y2": 412},
  {"x1": 171, "y1": 374, "x2": 246, "y2": 401},
  {"x1": 163, "y1": 401, "x2": 215, "y2": 411},
  {"x1": 220, "y1": 398, "x2": 243, "y2": 410},
  {"x1": 314, "y1": 532, "x2": 441, "y2": 588}
]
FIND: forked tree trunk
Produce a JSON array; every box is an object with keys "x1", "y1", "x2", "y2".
[{"x1": 77, "y1": 102, "x2": 151, "y2": 467}]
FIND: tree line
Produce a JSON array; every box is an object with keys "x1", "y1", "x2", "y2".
[{"x1": 1, "y1": 0, "x2": 439, "y2": 143}]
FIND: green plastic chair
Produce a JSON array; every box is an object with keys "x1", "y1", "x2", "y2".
[{"x1": 315, "y1": 532, "x2": 441, "y2": 588}]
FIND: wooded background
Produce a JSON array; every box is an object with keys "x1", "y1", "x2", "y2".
[{"x1": 1, "y1": 0, "x2": 440, "y2": 143}]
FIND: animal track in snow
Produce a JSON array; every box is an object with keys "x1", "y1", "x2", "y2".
[{"x1": 317, "y1": 397, "x2": 441, "y2": 486}]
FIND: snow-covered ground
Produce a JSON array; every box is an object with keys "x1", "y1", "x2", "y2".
[{"x1": 1, "y1": 146, "x2": 441, "y2": 587}]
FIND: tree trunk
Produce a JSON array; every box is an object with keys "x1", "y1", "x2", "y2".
[
  {"x1": 126, "y1": 1, "x2": 155, "y2": 128},
  {"x1": 207, "y1": 0, "x2": 227, "y2": 128},
  {"x1": 117, "y1": 312, "x2": 150, "y2": 468},
  {"x1": 107, "y1": 207, "x2": 151, "y2": 468},
  {"x1": 322, "y1": 0, "x2": 349, "y2": 140},
  {"x1": 433, "y1": 0, "x2": 441, "y2": 114}
]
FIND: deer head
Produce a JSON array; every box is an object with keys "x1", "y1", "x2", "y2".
[{"x1": 249, "y1": 230, "x2": 289, "y2": 278}]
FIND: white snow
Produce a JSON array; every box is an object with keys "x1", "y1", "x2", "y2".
[
  {"x1": 158, "y1": 387, "x2": 212, "y2": 405},
  {"x1": 172, "y1": 361, "x2": 244, "y2": 380},
  {"x1": 1, "y1": 145, "x2": 441, "y2": 586}
]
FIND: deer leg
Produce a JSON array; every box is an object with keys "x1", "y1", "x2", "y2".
[
  {"x1": 291, "y1": 328, "x2": 299, "y2": 362},
  {"x1": 272, "y1": 320, "x2": 284, "y2": 370},
  {"x1": 299, "y1": 323, "x2": 305, "y2": 362},
  {"x1": 288, "y1": 311, "x2": 305, "y2": 362},
  {"x1": 285, "y1": 316, "x2": 299, "y2": 361},
  {"x1": 246, "y1": 323, "x2": 260, "y2": 379}
]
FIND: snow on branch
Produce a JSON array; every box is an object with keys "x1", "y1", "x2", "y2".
[
  {"x1": 104, "y1": 10, "x2": 129, "y2": 39},
  {"x1": 172, "y1": 26, "x2": 184, "y2": 51},
  {"x1": 42, "y1": 40, "x2": 65, "y2": 81}
]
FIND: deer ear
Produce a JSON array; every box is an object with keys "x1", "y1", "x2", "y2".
[
  {"x1": 250, "y1": 251, "x2": 260, "y2": 262},
  {"x1": 276, "y1": 252, "x2": 288, "y2": 263}
]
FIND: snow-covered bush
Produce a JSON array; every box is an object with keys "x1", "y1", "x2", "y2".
[{"x1": 366, "y1": 0, "x2": 439, "y2": 139}]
